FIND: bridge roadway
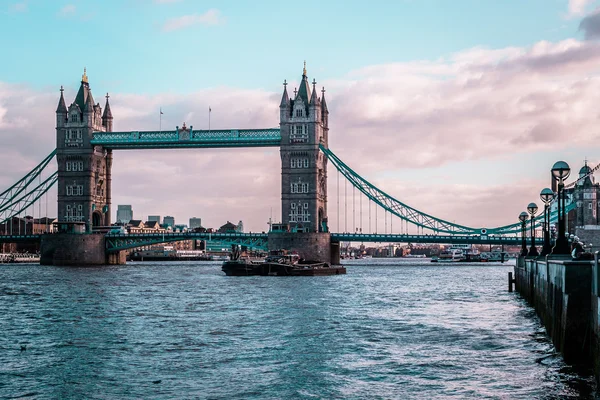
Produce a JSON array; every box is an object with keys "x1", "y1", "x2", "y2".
[
  {"x1": 0, "y1": 232, "x2": 521, "y2": 251},
  {"x1": 90, "y1": 129, "x2": 282, "y2": 149}
]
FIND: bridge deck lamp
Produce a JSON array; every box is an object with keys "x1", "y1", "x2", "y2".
[
  {"x1": 550, "y1": 161, "x2": 571, "y2": 255},
  {"x1": 519, "y1": 211, "x2": 529, "y2": 257},
  {"x1": 527, "y1": 202, "x2": 539, "y2": 257},
  {"x1": 539, "y1": 188, "x2": 554, "y2": 256}
]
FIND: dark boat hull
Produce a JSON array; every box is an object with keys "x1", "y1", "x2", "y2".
[{"x1": 222, "y1": 261, "x2": 346, "y2": 276}]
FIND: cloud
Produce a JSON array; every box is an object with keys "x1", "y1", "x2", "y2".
[
  {"x1": 568, "y1": 0, "x2": 595, "y2": 16},
  {"x1": 580, "y1": 9, "x2": 600, "y2": 39},
  {"x1": 58, "y1": 4, "x2": 76, "y2": 17},
  {"x1": 3, "y1": 37, "x2": 600, "y2": 231},
  {"x1": 162, "y1": 9, "x2": 224, "y2": 32},
  {"x1": 10, "y1": 2, "x2": 27, "y2": 12}
]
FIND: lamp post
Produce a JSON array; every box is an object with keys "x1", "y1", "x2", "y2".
[
  {"x1": 519, "y1": 211, "x2": 529, "y2": 257},
  {"x1": 527, "y1": 202, "x2": 539, "y2": 257},
  {"x1": 539, "y1": 188, "x2": 554, "y2": 256},
  {"x1": 550, "y1": 161, "x2": 571, "y2": 255}
]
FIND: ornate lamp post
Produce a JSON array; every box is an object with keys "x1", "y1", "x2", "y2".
[
  {"x1": 539, "y1": 188, "x2": 554, "y2": 256},
  {"x1": 527, "y1": 202, "x2": 539, "y2": 257},
  {"x1": 519, "y1": 211, "x2": 529, "y2": 257},
  {"x1": 550, "y1": 161, "x2": 571, "y2": 255}
]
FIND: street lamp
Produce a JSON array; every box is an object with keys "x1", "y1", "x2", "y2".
[
  {"x1": 551, "y1": 161, "x2": 571, "y2": 255},
  {"x1": 527, "y1": 202, "x2": 539, "y2": 257},
  {"x1": 539, "y1": 188, "x2": 554, "y2": 256},
  {"x1": 519, "y1": 211, "x2": 529, "y2": 257}
]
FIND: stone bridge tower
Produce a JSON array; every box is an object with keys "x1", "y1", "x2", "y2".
[
  {"x1": 279, "y1": 63, "x2": 329, "y2": 232},
  {"x1": 55, "y1": 69, "x2": 113, "y2": 231}
]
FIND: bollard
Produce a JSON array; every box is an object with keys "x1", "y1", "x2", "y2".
[{"x1": 508, "y1": 271, "x2": 514, "y2": 292}]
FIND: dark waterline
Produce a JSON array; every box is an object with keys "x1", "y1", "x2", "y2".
[{"x1": 0, "y1": 259, "x2": 597, "y2": 399}]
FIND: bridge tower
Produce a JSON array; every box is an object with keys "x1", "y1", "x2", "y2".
[
  {"x1": 279, "y1": 63, "x2": 329, "y2": 233},
  {"x1": 55, "y1": 69, "x2": 113, "y2": 231}
]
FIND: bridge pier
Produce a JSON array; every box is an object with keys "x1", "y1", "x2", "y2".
[
  {"x1": 267, "y1": 232, "x2": 340, "y2": 265},
  {"x1": 40, "y1": 234, "x2": 125, "y2": 266}
]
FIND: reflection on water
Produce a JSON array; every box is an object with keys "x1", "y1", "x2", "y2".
[{"x1": 0, "y1": 258, "x2": 596, "y2": 399}]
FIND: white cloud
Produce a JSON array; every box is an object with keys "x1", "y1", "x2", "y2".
[
  {"x1": 569, "y1": 0, "x2": 595, "y2": 16},
  {"x1": 10, "y1": 2, "x2": 27, "y2": 12},
  {"x1": 2, "y1": 38, "x2": 600, "y2": 231},
  {"x1": 162, "y1": 9, "x2": 224, "y2": 32},
  {"x1": 58, "y1": 4, "x2": 76, "y2": 17}
]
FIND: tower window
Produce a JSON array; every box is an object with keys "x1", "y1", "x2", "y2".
[
  {"x1": 289, "y1": 201, "x2": 311, "y2": 223},
  {"x1": 290, "y1": 125, "x2": 308, "y2": 143},
  {"x1": 295, "y1": 109, "x2": 303, "y2": 117}
]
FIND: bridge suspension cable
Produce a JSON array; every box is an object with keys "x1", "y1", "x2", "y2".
[
  {"x1": 321, "y1": 145, "x2": 574, "y2": 236},
  {"x1": 0, "y1": 149, "x2": 56, "y2": 210},
  {"x1": 0, "y1": 172, "x2": 58, "y2": 225}
]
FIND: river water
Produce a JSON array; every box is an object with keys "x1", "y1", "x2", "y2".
[{"x1": 0, "y1": 258, "x2": 597, "y2": 399}]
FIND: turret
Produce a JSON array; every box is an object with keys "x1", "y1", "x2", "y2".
[
  {"x1": 102, "y1": 93, "x2": 113, "y2": 131},
  {"x1": 56, "y1": 86, "x2": 67, "y2": 127},
  {"x1": 84, "y1": 92, "x2": 94, "y2": 127},
  {"x1": 309, "y1": 78, "x2": 319, "y2": 121},
  {"x1": 279, "y1": 80, "x2": 290, "y2": 122},
  {"x1": 321, "y1": 87, "x2": 329, "y2": 129}
]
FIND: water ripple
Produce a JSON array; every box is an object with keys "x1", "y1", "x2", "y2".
[{"x1": 0, "y1": 259, "x2": 597, "y2": 399}]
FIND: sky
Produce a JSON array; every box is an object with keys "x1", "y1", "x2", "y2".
[{"x1": 2, "y1": 0, "x2": 600, "y2": 233}]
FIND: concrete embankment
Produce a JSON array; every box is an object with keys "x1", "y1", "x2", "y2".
[{"x1": 514, "y1": 256, "x2": 600, "y2": 378}]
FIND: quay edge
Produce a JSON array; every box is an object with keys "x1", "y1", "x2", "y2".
[{"x1": 514, "y1": 255, "x2": 599, "y2": 379}]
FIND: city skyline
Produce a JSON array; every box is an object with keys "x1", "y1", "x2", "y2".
[{"x1": 2, "y1": 1, "x2": 600, "y2": 232}]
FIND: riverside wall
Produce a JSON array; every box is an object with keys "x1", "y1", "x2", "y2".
[{"x1": 514, "y1": 256, "x2": 598, "y2": 376}]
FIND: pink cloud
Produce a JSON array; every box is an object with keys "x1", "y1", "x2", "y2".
[{"x1": 2, "y1": 38, "x2": 600, "y2": 231}]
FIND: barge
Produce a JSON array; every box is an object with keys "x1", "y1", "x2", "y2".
[{"x1": 222, "y1": 249, "x2": 346, "y2": 276}]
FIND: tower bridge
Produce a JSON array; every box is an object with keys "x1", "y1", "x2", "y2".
[{"x1": 0, "y1": 65, "x2": 570, "y2": 265}]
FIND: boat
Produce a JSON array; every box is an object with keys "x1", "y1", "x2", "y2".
[
  {"x1": 479, "y1": 250, "x2": 511, "y2": 263},
  {"x1": 437, "y1": 245, "x2": 466, "y2": 262},
  {"x1": 130, "y1": 248, "x2": 213, "y2": 261},
  {"x1": 222, "y1": 248, "x2": 346, "y2": 276}
]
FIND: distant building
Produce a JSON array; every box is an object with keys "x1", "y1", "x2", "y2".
[
  {"x1": 148, "y1": 215, "x2": 161, "y2": 223},
  {"x1": 218, "y1": 221, "x2": 237, "y2": 233},
  {"x1": 116, "y1": 205, "x2": 133, "y2": 224},
  {"x1": 173, "y1": 224, "x2": 187, "y2": 232},
  {"x1": 236, "y1": 220, "x2": 244, "y2": 233},
  {"x1": 163, "y1": 216, "x2": 175, "y2": 227},
  {"x1": 189, "y1": 217, "x2": 202, "y2": 229}
]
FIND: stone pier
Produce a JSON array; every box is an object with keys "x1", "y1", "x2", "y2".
[
  {"x1": 40, "y1": 233, "x2": 126, "y2": 266},
  {"x1": 267, "y1": 232, "x2": 340, "y2": 265}
]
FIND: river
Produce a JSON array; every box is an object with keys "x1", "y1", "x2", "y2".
[{"x1": 0, "y1": 258, "x2": 597, "y2": 399}]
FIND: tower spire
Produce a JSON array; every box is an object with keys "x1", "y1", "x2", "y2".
[
  {"x1": 321, "y1": 86, "x2": 328, "y2": 114},
  {"x1": 310, "y1": 78, "x2": 318, "y2": 104},
  {"x1": 56, "y1": 86, "x2": 67, "y2": 113},
  {"x1": 280, "y1": 79, "x2": 290, "y2": 107},
  {"x1": 82, "y1": 67, "x2": 88, "y2": 84},
  {"x1": 297, "y1": 63, "x2": 311, "y2": 104},
  {"x1": 102, "y1": 93, "x2": 113, "y2": 119}
]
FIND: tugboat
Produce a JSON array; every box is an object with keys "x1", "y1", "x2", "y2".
[{"x1": 221, "y1": 247, "x2": 346, "y2": 276}]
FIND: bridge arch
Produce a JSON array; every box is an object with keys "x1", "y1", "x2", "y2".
[{"x1": 92, "y1": 211, "x2": 102, "y2": 227}]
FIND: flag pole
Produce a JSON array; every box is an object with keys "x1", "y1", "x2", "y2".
[
  {"x1": 159, "y1": 107, "x2": 162, "y2": 132},
  {"x1": 208, "y1": 106, "x2": 211, "y2": 132}
]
